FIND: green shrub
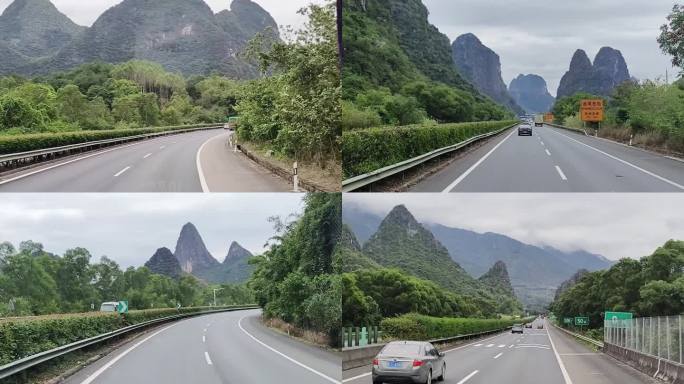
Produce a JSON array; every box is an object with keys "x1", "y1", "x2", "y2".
[
  {"x1": 0, "y1": 123, "x2": 221, "y2": 154},
  {"x1": 0, "y1": 305, "x2": 253, "y2": 365},
  {"x1": 381, "y1": 313, "x2": 535, "y2": 341},
  {"x1": 342, "y1": 120, "x2": 516, "y2": 178}
]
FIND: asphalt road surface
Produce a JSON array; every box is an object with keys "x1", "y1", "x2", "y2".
[
  {"x1": 343, "y1": 318, "x2": 657, "y2": 384},
  {"x1": 410, "y1": 125, "x2": 684, "y2": 192},
  {"x1": 0, "y1": 129, "x2": 291, "y2": 192},
  {"x1": 64, "y1": 309, "x2": 341, "y2": 384}
]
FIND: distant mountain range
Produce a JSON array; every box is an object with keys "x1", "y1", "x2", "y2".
[
  {"x1": 0, "y1": 0, "x2": 278, "y2": 77},
  {"x1": 509, "y1": 74, "x2": 555, "y2": 114},
  {"x1": 144, "y1": 222, "x2": 254, "y2": 284},
  {"x1": 342, "y1": 203, "x2": 613, "y2": 310}
]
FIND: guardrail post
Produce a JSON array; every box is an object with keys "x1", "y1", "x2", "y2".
[
  {"x1": 293, "y1": 162, "x2": 299, "y2": 193},
  {"x1": 354, "y1": 327, "x2": 360, "y2": 347}
]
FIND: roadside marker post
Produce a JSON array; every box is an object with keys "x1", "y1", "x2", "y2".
[{"x1": 293, "y1": 162, "x2": 299, "y2": 192}]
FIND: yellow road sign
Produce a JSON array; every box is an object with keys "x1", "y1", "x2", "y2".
[{"x1": 580, "y1": 99, "x2": 604, "y2": 122}]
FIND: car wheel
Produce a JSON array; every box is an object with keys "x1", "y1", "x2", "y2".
[
  {"x1": 372, "y1": 380, "x2": 382, "y2": 384},
  {"x1": 437, "y1": 363, "x2": 446, "y2": 381},
  {"x1": 425, "y1": 369, "x2": 432, "y2": 384}
]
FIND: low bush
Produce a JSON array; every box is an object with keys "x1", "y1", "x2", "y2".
[
  {"x1": 342, "y1": 120, "x2": 516, "y2": 178},
  {"x1": 0, "y1": 123, "x2": 221, "y2": 155},
  {"x1": 0, "y1": 305, "x2": 253, "y2": 365},
  {"x1": 381, "y1": 313, "x2": 534, "y2": 341}
]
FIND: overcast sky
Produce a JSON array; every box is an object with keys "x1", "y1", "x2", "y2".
[
  {"x1": 0, "y1": 0, "x2": 323, "y2": 30},
  {"x1": 0, "y1": 194, "x2": 304, "y2": 268},
  {"x1": 344, "y1": 194, "x2": 684, "y2": 261},
  {"x1": 424, "y1": 0, "x2": 679, "y2": 96}
]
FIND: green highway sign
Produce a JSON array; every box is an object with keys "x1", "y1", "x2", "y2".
[
  {"x1": 563, "y1": 317, "x2": 573, "y2": 325},
  {"x1": 575, "y1": 317, "x2": 589, "y2": 326},
  {"x1": 117, "y1": 300, "x2": 128, "y2": 314},
  {"x1": 604, "y1": 311, "x2": 632, "y2": 321}
]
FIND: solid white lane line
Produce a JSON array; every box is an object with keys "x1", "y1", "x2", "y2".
[
  {"x1": 498, "y1": 344, "x2": 505, "y2": 348},
  {"x1": 442, "y1": 129, "x2": 516, "y2": 193},
  {"x1": 341, "y1": 372, "x2": 371, "y2": 383},
  {"x1": 457, "y1": 370, "x2": 479, "y2": 384},
  {"x1": 80, "y1": 322, "x2": 180, "y2": 384},
  {"x1": 203, "y1": 335, "x2": 206, "y2": 343},
  {"x1": 494, "y1": 353, "x2": 503, "y2": 359},
  {"x1": 196, "y1": 134, "x2": 214, "y2": 193},
  {"x1": 546, "y1": 149, "x2": 551, "y2": 156},
  {"x1": 486, "y1": 344, "x2": 494, "y2": 348},
  {"x1": 547, "y1": 324, "x2": 574, "y2": 384},
  {"x1": 559, "y1": 353, "x2": 600, "y2": 356},
  {"x1": 204, "y1": 351, "x2": 213, "y2": 365},
  {"x1": 474, "y1": 344, "x2": 483, "y2": 347},
  {"x1": 555, "y1": 166, "x2": 568, "y2": 181},
  {"x1": 114, "y1": 166, "x2": 131, "y2": 177},
  {"x1": 143, "y1": 153, "x2": 152, "y2": 159},
  {"x1": 238, "y1": 316, "x2": 341, "y2": 384},
  {"x1": 541, "y1": 141, "x2": 545, "y2": 146},
  {"x1": 548, "y1": 128, "x2": 684, "y2": 190}
]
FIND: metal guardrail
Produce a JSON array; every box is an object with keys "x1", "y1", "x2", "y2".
[
  {"x1": 341, "y1": 123, "x2": 517, "y2": 192},
  {"x1": 552, "y1": 322, "x2": 604, "y2": 348},
  {"x1": 0, "y1": 305, "x2": 259, "y2": 380},
  {"x1": 0, "y1": 124, "x2": 224, "y2": 170},
  {"x1": 544, "y1": 122, "x2": 589, "y2": 136}
]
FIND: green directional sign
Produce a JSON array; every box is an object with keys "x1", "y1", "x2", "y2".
[
  {"x1": 563, "y1": 317, "x2": 573, "y2": 325},
  {"x1": 604, "y1": 311, "x2": 632, "y2": 321},
  {"x1": 117, "y1": 300, "x2": 128, "y2": 314},
  {"x1": 575, "y1": 317, "x2": 589, "y2": 326}
]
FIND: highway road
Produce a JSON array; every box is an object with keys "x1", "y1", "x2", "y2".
[
  {"x1": 342, "y1": 318, "x2": 657, "y2": 384},
  {"x1": 0, "y1": 129, "x2": 291, "y2": 192},
  {"x1": 64, "y1": 309, "x2": 341, "y2": 384},
  {"x1": 410, "y1": 124, "x2": 684, "y2": 192}
]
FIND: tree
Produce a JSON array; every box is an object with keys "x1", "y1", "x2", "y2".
[
  {"x1": 56, "y1": 248, "x2": 98, "y2": 311},
  {"x1": 0, "y1": 95, "x2": 46, "y2": 131},
  {"x1": 0, "y1": 254, "x2": 59, "y2": 314},
  {"x1": 658, "y1": 5, "x2": 684, "y2": 69},
  {"x1": 112, "y1": 94, "x2": 142, "y2": 126},
  {"x1": 56, "y1": 84, "x2": 88, "y2": 125}
]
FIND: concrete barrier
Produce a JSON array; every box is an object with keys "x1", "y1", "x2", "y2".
[
  {"x1": 604, "y1": 342, "x2": 684, "y2": 384},
  {"x1": 341, "y1": 344, "x2": 385, "y2": 371}
]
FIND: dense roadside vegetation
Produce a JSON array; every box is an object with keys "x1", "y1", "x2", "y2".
[
  {"x1": 249, "y1": 193, "x2": 341, "y2": 346},
  {"x1": 0, "y1": 241, "x2": 252, "y2": 316},
  {"x1": 381, "y1": 314, "x2": 534, "y2": 340},
  {"x1": 341, "y1": 0, "x2": 510, "y2": 130},
  {"x1": 552, "y1": 240, "x2": 684, "y2": 329},
  {"x1": 0, "y1": 305, "x2": 250, "y2": 365},
  {"x1": 342, "y1": 120, "x2": 516, "y2": 178}
]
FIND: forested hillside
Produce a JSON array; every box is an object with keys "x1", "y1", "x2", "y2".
[{"x1": 341, "y1": 0, "x2": 510, "y2": 129}]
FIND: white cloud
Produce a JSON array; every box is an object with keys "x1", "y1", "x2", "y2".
[{"x1": 343, "y1": 193, "x2": 684, "y2": 261}]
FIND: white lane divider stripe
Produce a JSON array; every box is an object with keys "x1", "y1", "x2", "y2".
[
  {"x1": 555, "y1": 166, "x2": 568, "y2": 181},
  {"x1": 341, "y1": 372, "x2": 371, "y2": 383},
  {"x1": 547, "y1": 324, "x2": 574, "y2": 384},
  {"x1": 457, "y1": 370, "x2": 479, "y2": 384},
  {"x1": 204, "y1": 351, "x2": 213, "y2": 365},
  {"x1": 80, "y1": 322, "x2": 180, "y2": 384},
  {"x1": 202, "y1": 335, "x2": 206, "y2": 343},
  {"x1": 442, "y1": 129, "x2": 516, "y2": 193},
  {"x1": 498, "y1": 344, "x2": 505, "y2": 348},
  {"x1": 143, "y1": 153, "x2": 152, "y2": 159},
  {"x1": 548, "y1": 128, "x2": 684, "y2": 190},
  {"x1": 474, "y1": 344, "x2": 483, "y2": 347},
  {"x1": 196, "y1": 134, "x2": 214, "y2": 193},
  {"x1": 546, "y1": 149, "x2": 551, "y2": 156},
  {"x1": 494, "y1": 353, "x2": 503, "y2": 359},
  {"x1": 238, "y1": 316, "x2": 340, "y2": 384},
  {"x1": 443, "y1": 332, "x2": 506, "y2": 353},
  {"x1": 160, "y1": 145, "x2": 166, "y2": 149},
  {"x1": 114, "y1": 166, "x2": 131, "y2": 177},
  {"x1": 486, "y1": 344, "x2": 494, "y2": 348}
]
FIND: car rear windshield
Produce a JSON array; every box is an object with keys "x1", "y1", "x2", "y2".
[{"x1": 382, "y1": 344, "x2": 421, "y2": 355}]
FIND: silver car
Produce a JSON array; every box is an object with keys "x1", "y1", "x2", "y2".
[{"x1": 372, "y1": 341, "x2": 446, "y2": 384}]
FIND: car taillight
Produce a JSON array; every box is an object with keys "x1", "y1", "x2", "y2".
[
  {"x1": 372, "y1": 359, "x2": 379, "y2": 366},
  {"x1": 412, "y1": 360, "x2": 423, "y2": 367}
]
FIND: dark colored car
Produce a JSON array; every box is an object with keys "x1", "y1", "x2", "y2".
[
  {"x1": 518, "y1": 124, "x2": 533, "y2": 136},
  {"x1": 512, "y1": 324, "x2": 524, "y2": 334},
  {"x1": 372, "y1": 341, "x2": 446, "y2": 384},
  {"x1": 524, "y1": 323, "x2": 533, "y2": 329}
]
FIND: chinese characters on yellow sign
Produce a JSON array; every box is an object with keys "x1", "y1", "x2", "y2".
[
  {"x1": 580, "y1": 99, "x2": 604, "y2": 122},
  {"x1": 544, "y1": 113, "x2": 554, "y2": 122}
]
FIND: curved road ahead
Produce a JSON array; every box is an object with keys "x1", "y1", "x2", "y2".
[
  {"x1": 410, "y1": 125, "x2": 684, "y2": 192},
  {"x1": 343, "y1": 318, "x2": 656, "y2": 384},
  {"x1": 65, "y1": 309, "x2": 341, "y2": 384},
  {"x1": 0, "y1": 129, "x2": 291, "y2": 192}
]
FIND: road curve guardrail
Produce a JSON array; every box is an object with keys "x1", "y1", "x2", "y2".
[
  {"x1": 551, "y1": 322, "x2": 604, "y2": 348},
  {"x1": 544, "y1": 122, "x2": 589, "y2": 136},
  {"x1": 0, "y1": 305, "x2": 259, "y2": 380},
  {"x1": 342, "y1": 123, "x2": 517, "y2": 192},
  {"x1": 0, "y1": 124, "x2": 225, "y2": 170}
]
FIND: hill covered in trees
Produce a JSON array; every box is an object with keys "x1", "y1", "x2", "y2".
[
  {"x1": 341, "y1": 0, "x2": 510, "y2": 129},
  {"x1": 552, "y1": 240, "x2": 684, "y2": 328}
]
